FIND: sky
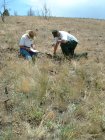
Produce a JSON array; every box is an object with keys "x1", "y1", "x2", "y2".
[{"x1": 0, "y1": 0, "x2": 105, "y2": 19}]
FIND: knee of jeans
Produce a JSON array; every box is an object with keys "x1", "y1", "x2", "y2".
[{"x1": 26, "y1": 55, "x2": 32, "y2": 60}]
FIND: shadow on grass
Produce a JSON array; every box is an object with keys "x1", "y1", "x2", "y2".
[
  {"x1": 74, "y1": 52, "x2": 88, "y2": 60},
  {"x1": 18, "y1": 52, "x2": 88, "y2": 62},
  {"x1": 44, "y1": 52, "x2": 88, "y2": 61}
]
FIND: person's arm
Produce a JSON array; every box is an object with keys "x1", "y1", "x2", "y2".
[
  {"x1": 59, "y1": 32, "x2": 68, "y2": 43},
  {"x1": 31, "y1": 44, "x2": 36, "y2": 49},
  {"x1": 53, "y1": 42, "x2": 59, "y2": 55},
  {"x1": 57, "y1": 40, "x2": 67, "y2": 43}
]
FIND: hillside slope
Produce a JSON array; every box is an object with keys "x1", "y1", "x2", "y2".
[{"x1": 0, "y1": 17, "x2": 105, "y2": 140}]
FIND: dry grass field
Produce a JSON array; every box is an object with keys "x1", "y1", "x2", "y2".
[{"x1": 0, "y1": 16, "x2": 105, "y2": 140}]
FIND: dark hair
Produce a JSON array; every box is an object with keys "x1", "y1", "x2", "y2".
[{"x1": 52, "y1": 30, "x2": 58, "y2": 37}]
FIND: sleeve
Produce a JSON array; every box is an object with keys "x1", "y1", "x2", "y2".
[
  {"x1": 19, "y1": 37, "x2": 25, "y2": 46},
  {"x1": 60, "y1": 34, "x2": 67, "y2": 41}
]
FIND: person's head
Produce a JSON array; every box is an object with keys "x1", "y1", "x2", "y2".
[
  {"x1": 26, "y1": 30, "x2": 36, "y2": 39},
  {"x1": 52, "y1": 30, "x2": 59, "y2": 38}
]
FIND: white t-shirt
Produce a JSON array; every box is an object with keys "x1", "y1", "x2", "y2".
[
  {"x1": 19, "y1": 34, "x2": 33, "y2": 48},
  {"x1": 54, "y1": 31, "x2": 78, "y2": 44}
]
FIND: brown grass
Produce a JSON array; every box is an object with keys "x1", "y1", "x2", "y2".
[{"x1": 0, "y1": 16, "x2": 105, "y2": 140}]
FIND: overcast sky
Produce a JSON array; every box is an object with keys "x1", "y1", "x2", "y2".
[{"x1": 1, "y1": 0, "x2": 105, "y2": 19}]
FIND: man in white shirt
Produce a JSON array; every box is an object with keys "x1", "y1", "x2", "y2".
[
  {"x1": 52, "y1": 30, "x2": 78, "y2": 58},
  {"x1": 19, "y1": 30, "x2": 38, "y2": 60}
]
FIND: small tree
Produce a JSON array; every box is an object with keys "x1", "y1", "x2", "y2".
[
  {"x1": 3, "y1": 9, "x2": 9, "y2": 16},
  {"x1": 27, "y1": 7, "x2": 35, "y2": 16},
  {"x1": 14, "y1": 10, "x2": 18, "y2": 16},
  {"x1": 41, "y1": 3, "x2": 51, "y2": 19},
  {"x1": 0, "y1": 0, "x2": 10, "y2": 22},
  {"x1": 0, "y1": 11, "x2": 5, "y2": 22}
]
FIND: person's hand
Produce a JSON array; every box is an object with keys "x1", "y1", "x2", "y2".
[{"x1": 32, "y1": 44, "x2": 36, "y2": 49}]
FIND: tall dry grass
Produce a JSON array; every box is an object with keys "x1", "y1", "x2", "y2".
[{"x1": 0, "y1": 17, "x2": 105, "y2": 140}]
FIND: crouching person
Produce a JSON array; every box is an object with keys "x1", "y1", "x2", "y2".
[
  {"x1": 19, "y1": 30, "x2": 39, "y2": 61},
  {"x1": 52, "y1": 30, "x2": 78, "y2": 58}
]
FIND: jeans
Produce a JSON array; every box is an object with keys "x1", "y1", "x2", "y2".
[
  {"x1": 60, "y1": 40, "x2": 78, "y2": 57},
  {"x1": 20, "y1": 48, "x2": 37, "y2": 60}
]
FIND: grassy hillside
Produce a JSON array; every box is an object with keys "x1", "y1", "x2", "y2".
[{"x1": 0, "y1": 16, "x2": 105, "y2": 140}]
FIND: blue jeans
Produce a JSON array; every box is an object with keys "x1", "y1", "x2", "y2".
[{"x1": 20, "y1": 48, "x2": 37, "y2": 60}]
